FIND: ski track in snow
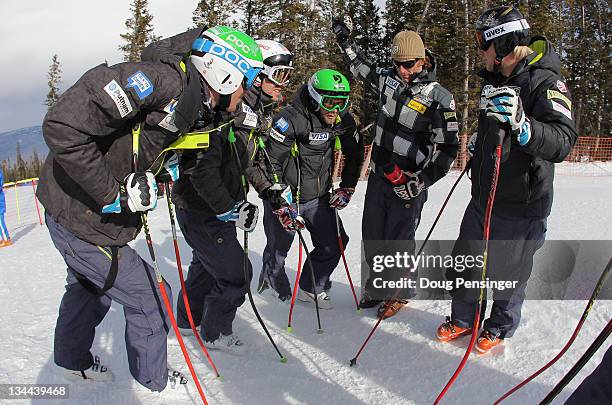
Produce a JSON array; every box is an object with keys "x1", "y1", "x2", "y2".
[{"x1": 1, "y1": 173, "x2": 610, "y2": 405}]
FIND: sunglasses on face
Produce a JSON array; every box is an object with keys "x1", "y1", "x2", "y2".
[
  {"x1": 321, "y1": 96, "x2": 349, "y2": 112},
  {"x1": 394, "y1": 59, "x2": 418, "y2": 70},
  {"x1": 474, "y1": 31, "x2": 492, "y2": 51}
]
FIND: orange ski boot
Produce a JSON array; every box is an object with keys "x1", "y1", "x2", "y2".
[
  {"x1": 376, "y1": 299, "x2": 408, "y2": 319},
  {"x1": 436, "y1": 316, "x2": 472, "y2": 342},
  {"x1": 475, "y1": 330, "x2": 503, "y2": 354}
]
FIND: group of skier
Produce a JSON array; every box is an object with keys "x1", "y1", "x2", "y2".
[{"x1": 38, "y1": 3, "x2": 581, "y2": 397}]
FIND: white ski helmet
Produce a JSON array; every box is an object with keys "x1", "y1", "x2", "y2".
[
  {"x1": 191, "y1": 26, "x2": 264, "y2": 95},
  {"x1": 256, "y1": 39, "x2": 294, "y2": 86}
]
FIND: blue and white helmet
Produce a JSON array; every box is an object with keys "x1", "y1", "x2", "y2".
[{"x1": 191, "y1": 26, "x2": 264, "y2": 95}]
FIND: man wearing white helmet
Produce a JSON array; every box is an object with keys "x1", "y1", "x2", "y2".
[
  {"x1": 38, "y1": 25, "x2": 261, "y2": 389},
  {"x1": 236, "y1": 40, "x2": 297, "y2": 214},
  {"x1": 256, "y1": 39, "x2": 294, "y2": 101},
  {"x1": 150, "y1": 26, "x2": 266, "y2": 355}
]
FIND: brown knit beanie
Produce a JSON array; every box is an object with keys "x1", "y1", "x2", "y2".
[{"x1": 391, "y1": 30, "x2": 426, "y2": 61}]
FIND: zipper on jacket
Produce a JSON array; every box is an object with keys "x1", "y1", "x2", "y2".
[
  {"x1": 526, "y1": 161, "x2": 535, "y2": 204},
  {"x1": 317, "y1": 152, "x2": 326, "y2": 196}
]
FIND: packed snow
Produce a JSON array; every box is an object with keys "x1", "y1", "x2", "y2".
[{"x1": 1, "y1": 171, "x2": 610, "y2": 404}]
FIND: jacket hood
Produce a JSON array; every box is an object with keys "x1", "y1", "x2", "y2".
[
  {"x1": 141, "y1": 27, "x2": 205, "y2": 64},
  {"x1": 522, "y1": 36, "x2": 562, "y2": 75},
  {"x1": 291, "y1": 84, "x2": 316, "y2": 118},
  {"x1": 243, "y1": 85, "x2": 275, "y2": 114}
]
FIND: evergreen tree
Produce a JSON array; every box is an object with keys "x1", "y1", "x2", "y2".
[
  {"x1": 344, "y1": 0, "x2": 384, "y2": 137},
  {"x1": 119, "y1": 0, "x2": 160, "y2": 62},
  {"x1": 15, "y1": 142, "x2": 26, "y2": 182},
  {"x1": 383, "y1": 0, "x2": 422, "y2": 59},
  {"x1": 193, "y1": 0, "x2": 234, "y2": 28},
  {"x1": 44, "y1": 54, "x2": 62, "y2": 109}
]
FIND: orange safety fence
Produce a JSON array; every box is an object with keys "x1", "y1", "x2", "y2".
[{"x1": 332, "y1": 135, "x2": 612, "y2": 180}]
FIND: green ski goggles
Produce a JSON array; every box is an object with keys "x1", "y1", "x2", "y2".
[{"x1": 320, "y1": 95, "x2": 350, "y2": 112}]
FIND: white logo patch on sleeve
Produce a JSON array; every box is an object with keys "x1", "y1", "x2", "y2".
[
  {"x1": 104, "y1": 80, "x2": 133, "y2": 118},
  {"x1": 243, "y1": 111, "x2": 258, "y2": 128},
  {"x1": 551, "y1": 100, "x2": 572, "y2": 120},
  {"x1": 556, "y1": 80, "x2": 568, "y2": 93},
  {"x1": 163, "y1": 99, "x2": 178, "y2": 114},
  {"x1": 447, "y1": 121, "x2": 459, "y2": 132},
  {"x1": 269, "y1": 128, "x2": 285, "y2": 143},
  {"x1": 159, "y1": 112, "x2": 179, "y2": 132}
]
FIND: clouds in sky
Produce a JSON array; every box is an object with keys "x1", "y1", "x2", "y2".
[{"x1": 0, "y1": 0, "x2": 197, "y2": 132}]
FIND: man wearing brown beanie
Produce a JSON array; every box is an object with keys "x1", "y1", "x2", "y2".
[{"x1": 332, "y1": 18, "x2": 459, "y2": 319}]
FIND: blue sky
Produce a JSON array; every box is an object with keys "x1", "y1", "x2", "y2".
[{"x1": 0, "y1": 0, "x2": 197, "y2": 133}]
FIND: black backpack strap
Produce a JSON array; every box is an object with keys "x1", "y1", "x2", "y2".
[{"x1": 73, "y1": 246, "x2": 119, "y2": 297}]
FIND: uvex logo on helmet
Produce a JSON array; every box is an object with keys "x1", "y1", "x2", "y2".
[
  {"x1": 207, "y1": 43, "x2": 252, "y2": 75},
  {"x1": 484, "y1": 26, "x2": 505, "y2": 40}
]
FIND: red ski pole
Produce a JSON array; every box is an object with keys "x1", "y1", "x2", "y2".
[
  {"x1": 434, "y1": 129, "x2": 505, "y2": 404},
  {"x1": 31, "y1": 179, "x2": 43, "y2": 226},
  {"x1": 165, "y1": 182, "x2": 222, "y2": 379},
  {"x1": 350, "y1": 161, "x2": 470, "y2": 366}
]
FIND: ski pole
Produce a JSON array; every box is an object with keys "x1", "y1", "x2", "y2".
[
  {"x1": 294, "y1": 223, "x2": 324, "y2": 334},
  {"x1": 229, "y1": 128, "x2": 287, "y2": 362},
  {"x1": 287, "y1": 152, "x2": 306, "y2": 332},
  {"x1": 350, "y1": 160, "x2": 471, "y2": 367},
  {"x1": 434, "y1": 130, "x2": 505, "y2": 404},
  {"x1": 328, "y1": 154, "x2": 360, "y2": 313},
  {"x1": 540, "y1": 318, "x2": 612, "y2": 405},
  {"x1": 164, "y1": 181, "x2": 222, "y2": 379},
  {"x1": 494, "y1": 257, "x2": 611, "y2": 404},
  {"x1": 31, "y1": 179, "x2": 43, "y2": 226},
  {"x1": 132, "y1": 125, "x2": 208, "y2": 404},
  {"x1": 251, "y1": 136, "x2": 304, "y2": 333},
  {"x1": 141, "y1": 215, "x2": 209, "y2": 404},
  {"x1": 287, "y1": 237, "x2": 303, "y2": 333},
  {"x1": 334, "y1": 208, "x2": 360, "y2": 312}
]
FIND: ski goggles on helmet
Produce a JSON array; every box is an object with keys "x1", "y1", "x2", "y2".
[
  {"x1": 393, "y1": 59, "x2": 419, "y2": 70},
  {"x1": 320, "y1": 95, "x2": 350, "y2": 112},
  {"x1": 474, "y1": 31, "x2": 492, "y2": 51},
  {"x1": 263, "y1": 65, "x2": 294, "y2": 86}
]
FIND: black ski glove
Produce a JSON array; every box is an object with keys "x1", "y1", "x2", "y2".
[
  {"x1": 262, "y1": 183, "x2": 293, "y2": 210},
  {"x1": 332, "y1": 16, "x2": 352, "y2": 46}
]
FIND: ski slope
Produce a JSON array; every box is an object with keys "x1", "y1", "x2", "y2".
[{"x1": 1, "y1": 172, "x2": 610, "y2": 405}]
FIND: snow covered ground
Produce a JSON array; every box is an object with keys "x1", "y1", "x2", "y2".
[{"x1": 1, "y1": 172, "x2": 610, "y2": 405}]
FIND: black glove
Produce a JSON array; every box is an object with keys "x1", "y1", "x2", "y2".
[
  {"x1": 332, "y1": 16, "x2": 352, "y2": 45},
  {"x1": 262, "y1": 183, "x2": 292, "y2": 210}
]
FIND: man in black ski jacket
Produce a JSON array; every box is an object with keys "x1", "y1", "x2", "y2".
[
  {"x1": 38, "y1": 25, "x2": 258, "y2": 389},
  {"x1": 235, "y1": 39, "x2": 295, "y2": 195},
  {"x1": 259, "y1": 68, "x2": 364, "y2": 307},
  {"x1": 168, "y1": 27, "x2": 265, "y2": 354},
  {"x1": 436, "y1": 6, "x2": 577, "y2": 354}
]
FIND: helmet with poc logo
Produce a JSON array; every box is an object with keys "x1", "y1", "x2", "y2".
[{"x1": 191, "y1": 26, "x2": 264, "y2": 95}]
